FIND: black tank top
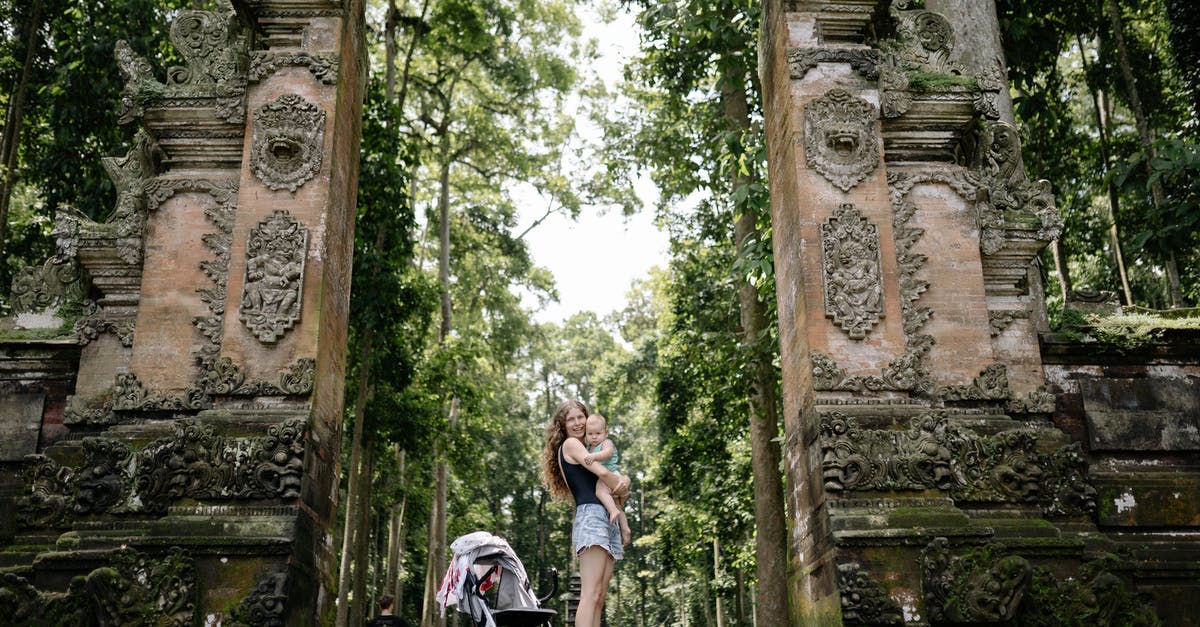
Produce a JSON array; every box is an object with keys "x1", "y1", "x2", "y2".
[{"x1": 560, "y1": 444, "x2": 600, "y2": 506}]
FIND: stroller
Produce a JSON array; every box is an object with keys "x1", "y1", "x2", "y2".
[{"x1": 436, "y1": 531, "x2": 558, "y2": 627}]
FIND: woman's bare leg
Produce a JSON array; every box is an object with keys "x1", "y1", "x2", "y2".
[{"x1": 576, "y1": 546, "x2": 614, "y2": 627}]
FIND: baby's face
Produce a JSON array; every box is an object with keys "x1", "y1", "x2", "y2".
[{"x1": 585, "y1": 418, "x2": 606, "y2": 447}]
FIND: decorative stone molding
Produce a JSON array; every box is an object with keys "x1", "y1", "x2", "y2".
[
  {"x1": 1006, "y1": 386, "x2": 1056, "y2": 414},
  {"x1": 249, "y1": 51, "x2": 340, "y2": 84},
  {"x1": 201, "y1": 356, "x2": 316, "y2": 396},
  {"x1": 786, "y1": 47, "x2": 879, "y2": 81},
  {"x1": 115, "y1": 11, "x2": 249, "y2": 124},
  {"x1": 250, "y1": 94, "x2": 326, "y2": 192},
  {"x1": 804, "y1": 89, "x2": 879, "y2": 192},
  {"x1": 229, "y1": 571, "x2": 288, "y2": 626},
  {"x1": 8, "y1": 257, "x2": 84, "y2": 322},
  {"x1": 988, "y1": 309, "x2": 1029, "y2": 336},
  {"x1": 63, "y1": 399, "x2": 118, "y2": 426},
  {"x1": 837, "y1": 563, "x2": 904, "y2": 625},
  {"x1": 819, "y1": 411, "x2": 1097, "y2": 514},
  {"x1": 112, "y1": 372, "x2": 208, "y2": 412},
  {"x1": 0, "y1": 548, "x2": 198, "y2": 625},
  {"x1": 821, "y1": 204, "x2": 884, "y2": 339},
  {"x1": 16, "y1": 417, "x2": 308, "y2": 525},
  {"x1": 239, "y1": 210, "x2": 308, "y2": 343},
  {"x1": 922, "y1": 538, "x2": 1030, "y2": 624},
  {"x1": 935, "y1": 363, "x2": 1010, "y2": 402},
  {"x1": 75, "y1": 317, "x2": 136, "y2": 347},
  {"x1": 144, "y1": 177, "x2": 240, "y2": 214},
  {"x1": 973, "y1": 121, "x2": 1062, "y2": 255}
]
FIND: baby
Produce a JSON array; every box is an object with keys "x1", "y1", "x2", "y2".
[{"x1": 583, "y1": 413, "x2": 631, "y2": 546}]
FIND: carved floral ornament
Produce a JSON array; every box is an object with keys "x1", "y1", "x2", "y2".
[
  {"x1": 251, "y1": 93, "x2": 326, "y2": 192},
  {"x1": 240, "y1": 210, "x2": 308, "y2": 343},
  {"x1": 804, "y1": 88, "x2": 879, "y2": 192},
  {"x1": 821, "y1": 204, "x2": 884, "y2": 339}
]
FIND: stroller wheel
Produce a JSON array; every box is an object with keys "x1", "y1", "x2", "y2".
[{"x1": 491, "y1": 608, "x2": 557, "y2": 627}]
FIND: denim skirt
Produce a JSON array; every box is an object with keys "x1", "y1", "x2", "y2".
[{"x1": 572, "y1": 503, "x2": 623, "y2": 561}]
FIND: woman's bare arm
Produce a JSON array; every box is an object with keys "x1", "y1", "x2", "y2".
[{"x1": 564, "y1": 438, "x2": 629, "y2": 495}]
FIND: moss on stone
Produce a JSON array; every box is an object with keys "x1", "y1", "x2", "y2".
[{"x1": 906, "y1": 71, "x2": 978, "y2": 93}]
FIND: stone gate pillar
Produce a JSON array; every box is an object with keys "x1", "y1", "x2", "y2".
[
  {"x1": 0, "y1": 1, "x2": 365, "y2": 624},
  {"x1": 760, "y1": 1, "x2": 1181, "y2": 625}
]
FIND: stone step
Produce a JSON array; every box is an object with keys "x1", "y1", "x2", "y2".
[{"x1": 0, "y1": 550, "x2": 40, "y2": 568}]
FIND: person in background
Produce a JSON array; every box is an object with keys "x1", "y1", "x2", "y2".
[{"x1": 366, "y1": 593, "x2": 408, "y2": 627}]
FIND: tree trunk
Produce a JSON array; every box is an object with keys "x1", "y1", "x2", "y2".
[
  {"x1": 734, "y1": 568, "x2": 747, "y2": 627},
  {"x1": 1107, "y1": 0, "x2": 1183, "y2": 306},
  {"x1": 0, "y1": 0, "x2": 43, "y2": 261},
  {"x1": 386, "y1": 448, "x2": 407, "y2": 601},
  {"x1": 336, "y1": 330, "x2": 376, "y2": 626},
  {"x1": 351, "y1": 443, "x2": 377, "y2": 625},
  {"x1": 385, "y1": 1, "x2": 397, "y2": 104},
  {"x1": 720, "y1": 60, "x2": 789, "y2": 627},
  {"x1": 1078, "y1": 34, "x2": 1133, "y2": 305},
  {"x1": 713, "y1": 536, "x2": 725, "y2": 627}
]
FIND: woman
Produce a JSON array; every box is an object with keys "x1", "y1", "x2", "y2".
[{"x1": 541, "y1": 399, "x2": 630, "y2": 627}]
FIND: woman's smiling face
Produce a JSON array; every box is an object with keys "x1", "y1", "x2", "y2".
[{"x1": 565, "y1": 406, "x2": 587, "y2": 440}]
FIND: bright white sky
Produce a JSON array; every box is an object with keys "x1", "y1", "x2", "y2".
[{"x1": 515, "y1": 6, "x2": 669, "y2": 324}]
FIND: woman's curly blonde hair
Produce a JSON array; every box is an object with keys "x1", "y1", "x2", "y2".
[{"x1": 540, "y1": 399, "x2": 588, "y2": 501}]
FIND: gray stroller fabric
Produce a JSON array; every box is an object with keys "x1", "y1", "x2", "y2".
[{"x1": 436, "y1": 531, "x2": 541, "y2": 627}]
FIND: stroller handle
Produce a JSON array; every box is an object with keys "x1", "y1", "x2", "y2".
[{"x1": 537, "y1": 567, "x2": 558, "y2": 604}]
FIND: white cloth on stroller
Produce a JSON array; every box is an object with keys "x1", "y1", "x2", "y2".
[{"x1": 436, "y1": 531, "x2": 540, "y2": 627}]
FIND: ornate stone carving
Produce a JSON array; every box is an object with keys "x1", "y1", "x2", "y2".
[
  {"x1": 8, "y1": 257, "x2": 83, "y2": 320},
  {"x1": 115, "y1": 11, "x2": 248, "y2": 124},
  {"x1": 251, "y1": 94, "x2": 325, "y2": 192},
  {"x1": 239, "y1": 210, "x2": 308, "y2": 343},
  {"x1": 75, "y1": 317, "x2": 136, "y2": 346},
  {"x1": 229, "y1": 571, "x2": 288, "y2": 626},
  {"x1": 0, "y1": 572, "x2": 89, "y2": 625},
  {"x1": 249, "y1": 51, "x2": 340, "y2": 84},
  {"x1": 819, "y1": 411, "x2": 1096, "y2": 513},
  {"x1": 112, "y1": 372, "x2": 208, "y2": 412},
  {"x1": 935, "y1": 363, "x2": 1010, "y2": 402},
  {"x1": 786, "y1": 47, "x2": 879, "y2": 80},
  {"x1": 16, "y1": 417, "x2": 309, "y2": 524},
  {"x1": 278, "y1": 357, "x2": 316, "y2": 395},
  {"x1": 821, "y1": 203, "x2": 884, "y2": 339},
  {"x1": 74, "y1": 438, "x2": 133, "y2": 514},
  {"x1": 95, "y1": 129, "x2": 163, "y2": 265},
  {"x1": 922, "y1": 538, "x2": 1031, "y2": 624},
  {"x1": 1007, "y1": 385, "x2": 1057, "y2": 414},
  {"x1": 16, "y1": 455, "x2": 74, "y2": 528},
  {"x1": 87, "y1": 547, "x2": 197, "y2": 626},
  {"x1": 837, "y1": 563, "x2": 903, "y2": 625},
  {"x1": 973, "y1": 121, "x2": 1063, "y2": 255},
  {"x1": 988, "y1": 309, "x2": 1029, "y2": 336},
  {"x1": 199, "y1": 356, "x2": 315, "y2": 397},
  {"x1": 804, "y1": 89, "x2": 879, "y2": 192},
  {"x1": 63, "y1": 399, "x2": 118, "y2": 426}
]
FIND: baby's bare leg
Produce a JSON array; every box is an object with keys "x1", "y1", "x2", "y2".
[{"x1": 595, "y1": 481, "x2": 620, "y2": 523}]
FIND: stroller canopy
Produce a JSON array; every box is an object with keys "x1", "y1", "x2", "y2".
[{"x1": 436, "y1": 531, "x2": 544, "y2": 627}]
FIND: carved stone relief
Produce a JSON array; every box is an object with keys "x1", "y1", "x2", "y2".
[
  {"x1": 805, "y1": 89, "x2": 879, "y2": 192},
  {"x1": 786, "y1": 47, "x2": 879, "y2": 81},
  {"x1": 973, "y1": 121, "x2": 1063, "y2": 255},
  {"x1": 239, "y1": 210, "x2": 308, "y2": 343},
  {"x1": 115, "y1": 11, "x2": 248, "y2": 124},
  {"x1": 819, "y1": 411, "x2": 1097, "y2": 515},
  {"x1": 251, "y1": 94, "x2": 326, "y2": 192},
  {"x1": 821, "y1": 203, "x2": 884, "y2": 339},
  {"x1": 921, "y1": 538, "x2": 1030, "y2": 624},
  {"x1": 249, "y1": 51, "x2": 340, "y2": 84},
  {"x1": 837, "y1": 563, "x2": 904, "y2": 625},
  {"x1": 935, "y1": 363, "x2": 1010, "y2": 402},
  {"x1": 15, "y1": 417, "x2": 308, "y2": 525},
  {"x1": 229, "y1": 571, "x2": 288, "y2": 626}
]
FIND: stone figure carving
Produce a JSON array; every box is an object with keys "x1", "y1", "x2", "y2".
[
  {"x1": 230, "y1": 571, "x2": 288, "y2": 625},
  {"x1": 240, "y1": 210, "x2": 308, "y2": 343},
  {"x1": 837, "y1": 563, "x2": 904, "y2": 625},
  {"x1": 922, "y1": 538, "x2": 1031, "y2": 624},
  {"x1": 821, "y1": 204, "x2": 884, "y2": 339},
  {"x1": 805, "y1": 88, "x2": 879, "y2": 192},
  {"x1": 251, "y1": 94, "x2": 326, "y2": 192}
]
